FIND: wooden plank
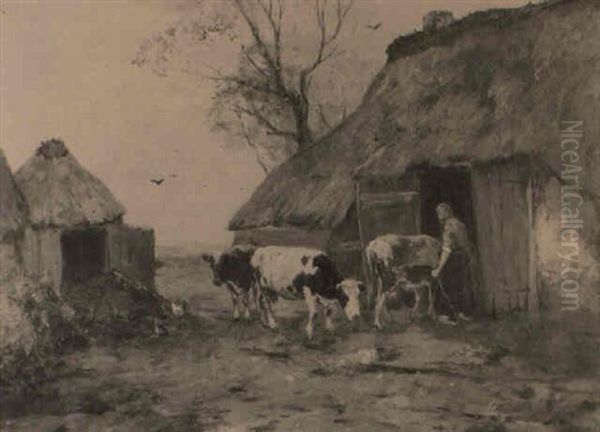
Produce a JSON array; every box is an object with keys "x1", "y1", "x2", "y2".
[
  {"x1": 233, "y1": 226, "x2": 330, "y2": 250},
  {"x1": 356, "y1": 181, "x2": 373, "y2": 308},
  {"x1": 360, "y1": 191, "x2": 418, "y2": 210},
  {"x1": 527, "y1": 174, "x2": 538, "y2": 313},
  {"x1": 472, "y1": 160, "x2": 531, "y2": 314},
  {"x1": 336, "y1": 241, "x2": 363, "y2": 251}
]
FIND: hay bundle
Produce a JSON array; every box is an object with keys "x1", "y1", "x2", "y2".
[{"x1": 61, "y1": 271, "x2": 172, "y2": 339}]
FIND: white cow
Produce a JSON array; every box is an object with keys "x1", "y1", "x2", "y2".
[{"x1": 251, "y1": 246, "x2": 366, "y2": 339}]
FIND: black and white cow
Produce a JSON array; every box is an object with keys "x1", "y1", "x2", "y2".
[
  {"x1": 201, "y1": 244, "x2": 258, "y2": 320},
  {"x1": 251, "y1": 246, "x2": 365, "y2": 339},
  {"x1": 366, "y1": 234, "x2": 441, "y2": 329}
]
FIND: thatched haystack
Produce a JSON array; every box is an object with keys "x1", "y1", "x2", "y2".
[
  {"x1": 15, "y1": 139, "x2": 154, "y2": 290},
  {"x1": 0, "y1": 148, "x2": 27, "y2": 243},
  {"x1": 0, "y1": 148, "x2": 77, "y2": 396},
  {"x1": 16, "y1": 139, "x2": 124, "y2": 228},
  {"x1": 230, "y1": 0, "x2": 600, "y2": 316}
]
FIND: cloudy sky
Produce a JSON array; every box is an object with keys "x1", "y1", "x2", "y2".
[{"x1": 1, "y1": 0, "x2": 532, "y2": 247}]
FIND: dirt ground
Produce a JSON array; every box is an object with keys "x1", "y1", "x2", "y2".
[{"x1": 2, "y1": 252, "x2": 599, "y2": 432}]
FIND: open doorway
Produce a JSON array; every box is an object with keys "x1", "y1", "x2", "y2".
[
  {"x1": 419, "y1": 166, "x2": 478, "y2": 244},
  {"x1": 61, "y1": 228, "x2": 107, "y2": 282}
]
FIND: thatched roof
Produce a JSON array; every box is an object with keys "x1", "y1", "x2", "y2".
[
  {"x1": 15, "y1": 139, "x2": 125, "y2": 229},
  {"x1": 230, "y1": 0, "x2": 600, "y2": 231},
  {"x1": 0, "y1": 148, "x2": 28, "y2": 239}
]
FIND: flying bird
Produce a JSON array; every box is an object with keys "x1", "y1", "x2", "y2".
[
  {"x1": 150, "y1": 178, "x2": 164, "y2": 186},
  {"x1": 366, "y1": 22, "x2": 382, "y2": 31}
]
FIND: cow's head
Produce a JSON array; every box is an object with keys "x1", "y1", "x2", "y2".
[
  {"x1": 336, "y1": 279, "x2": 366, "y2": 321},
  {"x1": 201, "y1": 252, "x2": 222, "y2": 286}
]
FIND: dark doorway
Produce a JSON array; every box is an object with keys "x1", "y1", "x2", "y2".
[
  {"x1": 419, "y1": 166, "x2": 478, "y2": 243},
  {"x1": 61, "y1": 228, "x2": 107, "y2": 282}
]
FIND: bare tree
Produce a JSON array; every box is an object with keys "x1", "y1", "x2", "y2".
[{"x1": 134, "y1": 0, "x2": 355, "y2": 173}]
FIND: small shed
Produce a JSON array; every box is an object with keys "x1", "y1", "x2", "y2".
[{"x1": 15, "y1": 139, "x2": 155, "y2": 290}]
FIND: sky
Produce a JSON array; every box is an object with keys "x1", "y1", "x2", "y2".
[{"x1": 1, "y1": 0, "x2": 534, "y2": 248}]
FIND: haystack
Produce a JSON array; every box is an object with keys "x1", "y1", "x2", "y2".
[
  {"x1": 15, "y1": 139, "x2": 155, "y2": 290},
  {"x1": 0, "y1": 148, "x2": 27, "y2": 242},
  {"x1": 0, "y1": 147, "x2": 74, "y2": 396},
  {"x1": 230, "y1": 0, "x2": 600, "y2": 315}
]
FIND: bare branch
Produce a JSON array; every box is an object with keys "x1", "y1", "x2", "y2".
[
  {"x1": 257, "y1": 0, "x2": 283, "y2": 72},
  {"x1": 241, "y1": 125, "x2": 270, "y2": 174},
  {"x1": 241, "y1": 46, "x2": 270, "y2": 78},
  {"x1": 234, "y1": 0, "x2": 288, "y2": 95},
  {"x1": 318, "y1": 104, "x2": 332, "y2": 129},
  {"x1": 235, "y1": 105, "x2": 296, "y2": 138},
  {"x1": 304, "y1": 0, "x2": 353, "y2": 76},
  {"x1": 207, "y1": 71, "x2": 283, "y2": 98}
]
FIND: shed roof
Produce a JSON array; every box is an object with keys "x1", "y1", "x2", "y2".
[{"x1": 15, "y1": 139, "x2": 125, "y2": 229}]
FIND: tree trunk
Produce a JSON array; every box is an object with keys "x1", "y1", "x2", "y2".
[{"x1": 293, "y1": 73, "x2": 314, "y2": 151}]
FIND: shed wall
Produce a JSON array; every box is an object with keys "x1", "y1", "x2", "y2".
[
  {"x1": 107, "y1": 224, "x2": 155, "y2": 288},
  {"x1": 21, "y1": 227, "x2": 62, "y2": 292}
]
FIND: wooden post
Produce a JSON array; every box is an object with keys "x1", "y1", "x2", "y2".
[
  {"x1": 527, "y1": 172, "x2": 539, "y2": 315},
  {"x1": 356, "y1": 180, "x2": 373, "y2": 308}
]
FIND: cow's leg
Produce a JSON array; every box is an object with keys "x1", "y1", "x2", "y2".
[
  {"x1": 410, "y1": 285, "x2": 421, "y2": 321},
  {"x1": 240, "y1": 290, "x2": 251, "y2": 320},
  {"x1": 374, "y1": 291, "x2": 387, "y2": 330},
  {"x1": 226, "y1": 283, "x2": 241, "y2": 320},
  {"x1": 231, "y1": 293, "x2": 240, "y2": 320},
  {"x1": 324, "y1": 305, "x2": 335, "y2": 333},
  {"x1": 303, "y1": 287, "x2": 318, "y2": 340},
  {"x1": 373, "y1": 271, "x2": 385, "y2": 329},
  {"x1": 427, "y1": 280, "x2": 436, "y2": 317},
  {"x1": 256, "y1": 291, "x2": 265, "y2": 324},
  {"x1": 261, "y1": 295, "x2": 278, "y2": 329},
  {"x1": 251, "y1": 282, "x2": 261, "y2": 315}
]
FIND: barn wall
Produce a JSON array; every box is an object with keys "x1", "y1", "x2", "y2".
[
  {"x1": 233, "y1": 226, "x2": 331, "y2": 250},
  {"x1": 107, "y1": 224, "x2": 155, "y2": 288},
  {"x1": 21, "y1": 227, "x2": 62, "y2": 292},
  {"x1": 0, "y1": 242, "x2": 21, "y2": 282},
  {"x1": 534, "y1": 177, "x2": 600, "y2": 317},
  {"x1": 471, "y1": 159, "x2": 531, "y2": 314}
]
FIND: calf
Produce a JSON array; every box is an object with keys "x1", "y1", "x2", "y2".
[
  {"x1": 366, "y1": 234, "x2": 440, "y2": 329},
  {"x1": 201, "y1": 244, "x2": 257, "y2": 320},
  {"x1": 251, "y1": 246, "x2": 365, "y2": 339}
]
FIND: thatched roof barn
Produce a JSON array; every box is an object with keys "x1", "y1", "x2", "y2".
[
  {"x1": 230, "y1": 0, "x2": 600, "y2": 315},
  {"x1": 0, "y1": 148, "x2": 27, "y2": 242},
  {"x1": 15, "y1": 139, "x2": 125, "y2": 228},
  {"x1": 15, "y1": 140, "x2": 154, "y2": 291}
]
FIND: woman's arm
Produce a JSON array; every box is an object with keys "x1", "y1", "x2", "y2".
[{"x1": 432, "y1": 224, "x2": 453, "y2": 278}]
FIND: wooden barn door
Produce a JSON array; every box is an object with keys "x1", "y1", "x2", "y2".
[
  {"x1": 356, "y1": 173, "x2": 421, "y2": 243},
  {"x1": 472, "y1": 159, "x2": 532, "y2": 314},
  {"x1": 356, "y1": 174, "x2": 421, "y2": 305}
]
